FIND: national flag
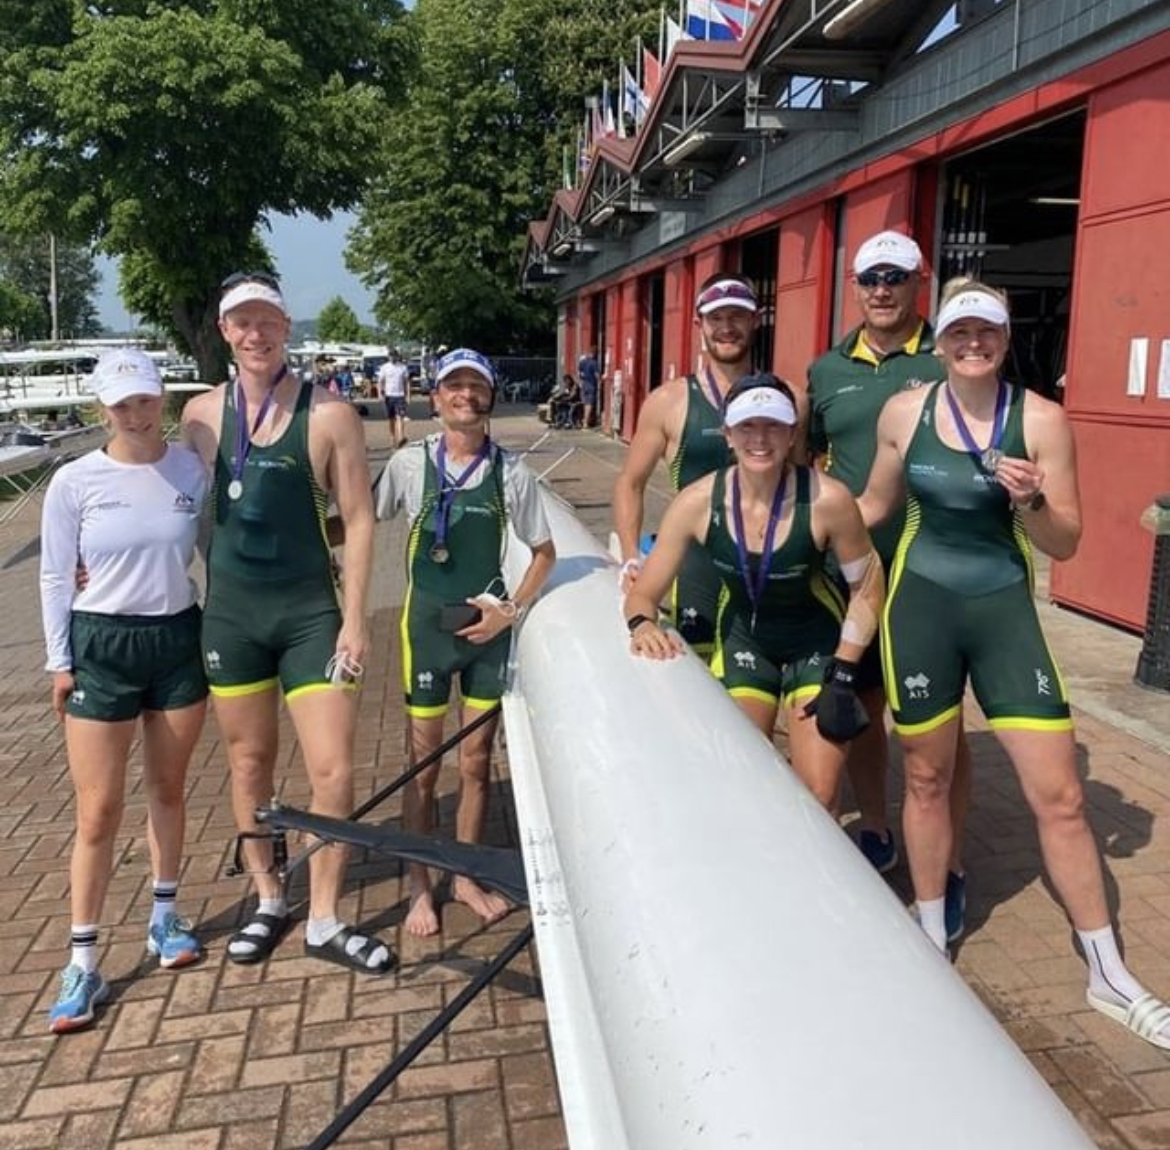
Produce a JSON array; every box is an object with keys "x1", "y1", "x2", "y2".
[
  {"x1": 686, "y1": 0, "x2": 736, "y2": 40},
  {"x1": 602, "y1": 78, "x2": 617, "y2": 138},
  {"x1": 713, "y1": 0, "x2": 761, "y2": 38},
  {"x1": 665, "y1": 13, "x2": 688, "y2": 55},
  {"x1": 642, "y1": 46, "x2": 662, "y2": 102},
  {"x1": 622, "y1": 63, "x2": 649, "y2": 127},
  {"x1": 562, "y1": 143, "x2": 573, "y2": 190}
]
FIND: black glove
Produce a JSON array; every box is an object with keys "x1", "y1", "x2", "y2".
[{"x1": 803, "y1": 657, "x2": 869, "y2": 743}]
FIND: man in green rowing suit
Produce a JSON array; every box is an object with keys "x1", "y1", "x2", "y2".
[
  {"x1": 377, "y1": 348, "x2": 555, "y2": 937},
  {"x1": 807, "y1": 230, "x2": 971, "y2": 941},
  {"x1": 183, "y1": 273, "x2": 393, "y2": 974},
  {"x1": 614, "y1": 273, "x2": 763, "y2": 656}
]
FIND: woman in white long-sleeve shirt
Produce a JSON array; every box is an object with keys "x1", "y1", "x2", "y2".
[{"x1": 39, "y1": 348, "x2": 209, "y2": 1034}]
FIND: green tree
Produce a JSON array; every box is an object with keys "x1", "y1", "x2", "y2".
[
  {"x1": 347, "y1": 0, "x2": 657, "y2": 352},
  {"x1": 317, "y1": 296, "x2": 365, "y2": 343},
  {"x1": 0, "y1": 277, "x2": 41, "y2": 341},
  {"x1": 0, "y1": 235, "x2": 101, "y2": 340},
  {"x1": 0, "y1": 0, "x2": 410, "y2": 380}
]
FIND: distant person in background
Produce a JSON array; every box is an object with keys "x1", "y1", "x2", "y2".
[
  {"x1": 551, "y1": 373, "x2": 581, "y2": 428},
  {"x1": 578, "y1": 347, "x2": 600, "y2": 428},
  {"x1": 40, "y1": 349, "x2": 209, "y2": 1033},
  {"x1": 377, "y1": 348, "x2": 410, "y2": 447}
]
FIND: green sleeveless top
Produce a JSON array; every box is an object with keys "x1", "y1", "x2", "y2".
[
  {"x1": 705, "y1": 465, "x2": 842, "y2": 626},
  {"x1": 407, "y1": 444, "x2": 507, "y2": 603},
  {"x1": 898, "y1": 381, "x2": 1031, "y2": 595},
  {"x1": 209, "y1": 382, "x2": 332, "y2": 586},
  {"x1": 670, "y1": 375, "x2": 733, "y2": 491}
]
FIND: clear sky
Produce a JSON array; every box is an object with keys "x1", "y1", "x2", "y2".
[{"x1": 94, "y1": 209, "x2": 379, "y2": 329}]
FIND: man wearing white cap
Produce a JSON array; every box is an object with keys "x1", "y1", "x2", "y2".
[
  {"x1": 182, "y1": 272, "x2": 393, "y2": 973},
  {"x1": 806, "y1": 231, "x2": 970, "y2": 941},
  {"x1": 376, "y1": 348, "x2": 555, "y2": 937},
  {"x1": 614, "y1": 272, "x2": 763, "y2": 657}
]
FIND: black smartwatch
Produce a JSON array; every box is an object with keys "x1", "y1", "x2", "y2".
[
  {"x1": 626, "y1": 613, "x2": 654, "y2": 634},
  {"x1": 1019, "y1": 491, "x2": 1046, "y2": 512}
]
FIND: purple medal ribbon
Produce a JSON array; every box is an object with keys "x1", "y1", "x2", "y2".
[
  {"x1": 731, "y1": 466, "x2": 788, "y2": 630},
  {"x1": 944, "y1": 379, "x2": 1008, "y2": 473},
  {"x1": 431, "y1": 436, "x2": 492, "y2": 558},
  {"x1": 703, "y1": 367, "x2": 725, "y2": 411},
  {"x1": 230, "y1": 364, "x2": 287, "y2": 498}
]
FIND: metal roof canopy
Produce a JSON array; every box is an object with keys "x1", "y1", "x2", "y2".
[{"x1": 523, "y1": 0, "x2": 1167, "y2": 295}]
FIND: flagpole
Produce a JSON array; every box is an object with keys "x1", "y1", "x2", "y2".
[{"x1": 659, "y1": 5, "x2": 666, "y2": 59}]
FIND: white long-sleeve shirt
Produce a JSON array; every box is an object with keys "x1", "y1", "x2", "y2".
[{"x1": 40, "y1": 445, "x2": 208, "y2": 671}]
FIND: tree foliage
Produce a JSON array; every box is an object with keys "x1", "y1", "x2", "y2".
[
  {"x1": 347, "y1": 0, "x2": 659, "y2": 353},
  {"x1": 317, "y1": 296, "x2": 365, "y2": 343},
  {"x1": 0, "y1": 235, "x2": 100, "y2": 340},
  {"x1": 0, "y1": 0, "x2": 409, "y2": 379}
]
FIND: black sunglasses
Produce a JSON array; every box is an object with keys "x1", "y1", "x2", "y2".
[
  {"x1": 856, "y1": 268, "x2": 912, "y2": 289},
  {"x1": 220, "y1": 270, "x2": 281, "y2": 292}
]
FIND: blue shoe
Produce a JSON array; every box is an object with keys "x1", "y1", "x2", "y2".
[
  {"x1": 147, "y1": 912, "x2": 203, "y2": 969},
  {"x1": 858, "y1": 829, "x2": 898, "y2": 875},
  {"x1": 945, "y1": 871, "x2": 967, "y2": 943},
  {"x1": 48, "y1": 964, "x2": 109, "y2": 1034}
]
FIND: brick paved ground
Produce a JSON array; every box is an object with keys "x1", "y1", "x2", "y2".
[{"x1": 0, "y1": 401, "x2": 1168, "y2": 1149}]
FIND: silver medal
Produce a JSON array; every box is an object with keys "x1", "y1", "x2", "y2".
[
  {"x1": 227, "y1": 479, "x2": 244, "y2": 501},
  {"x1": 429, "y1": 543, "x2": 450, "y2": 564},
  {"x1": 980, "y1": 448, "x2": 1003, "y2": 474}
]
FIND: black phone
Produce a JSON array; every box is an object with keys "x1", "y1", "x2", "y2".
[{"x1": 439, "y1": 603, "x2": 483, "y2": 632}]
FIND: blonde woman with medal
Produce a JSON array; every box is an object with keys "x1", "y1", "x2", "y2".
[
  {"x1": 860, "y1": 280, "x2": 1170, "y2": 1048},
  {"x1": 182, "y1": 273, "x2": 394, "y2": 974},
  {"x1": 624, "y1": 374, "x2": 886, "y2": 812},
  {"x1": 39, "y1": 349, "x2": 209, "y2": 1032},
  {"x1": 376, "y1": 348, "x2": 555, "y2": 937}
]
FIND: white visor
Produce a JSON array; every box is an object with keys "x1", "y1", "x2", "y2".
[
  {"x1": 696, "y1": 278, "x2": 759, "y2": 316},
  {"x1": 935, "y1": 291, "x2": 1010, "y2": 337},
  {"x1": 219, "y1": 282, "x2": 289, "y2": 319},
  {"x1": 724, "y1": 387, "x2": 797, "y2": 428}
]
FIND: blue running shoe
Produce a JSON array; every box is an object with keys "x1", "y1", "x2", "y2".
[
  {"x1": 858, "y1": 829, "x2": 898, "y2": 875},
  {"x1": 945, "y1": 871, "x2": 967, "y2": 943},
  {"x1": 147, "y1": 912, "x2": 203, "y2": 969},
  {"x1": 48, "y1": 964, "x2": 109, "y2": 1034}
]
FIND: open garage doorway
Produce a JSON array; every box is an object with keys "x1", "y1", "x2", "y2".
[
  {"x1": 938, "y1": 109, "x2": 1085, "y2": 400},
  {"x1": 740, "y1": 228, "x2": 778, "y2": 374}
]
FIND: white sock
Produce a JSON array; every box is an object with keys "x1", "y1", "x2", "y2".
[
  {"x1": 151, "y1": 880, "x2": 178, "y2": 932},
  {"x1": 917, "y1": 898, "x2": 947, "y2": 953},
  {"x1": 1078, "y1": 925, "x2": 1144, "y2": 1003},
  {"x1": 70, "y1": 924, "x2": 99, "y2": 974},
  {"x1": 305, "y1": 916, "x2": 344, "y2": 947},
  {"x1": 227, "y1": 897, "x2": 289, "y2": 957}
]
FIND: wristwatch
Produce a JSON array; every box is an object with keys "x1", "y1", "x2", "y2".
[
  {"x1": 626, "y1": 613, "x2": 655, "y2": 634},
  {"x1": 1020, "y1": 491, "x2": 1046, "y2": 512}
]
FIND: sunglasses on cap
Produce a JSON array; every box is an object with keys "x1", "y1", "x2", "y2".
[
  {"x1": 855, "y1": 268, "x2": 912, "y2": 289},
  {"x1": 220, "y1": 270, "x2": 281, "y2": 293},
  {"x1": 721, "y1": 371, "x2": 792, "y2": 409},
  {"x1": 696, "y1": 280, "x2": 758, "y2": 312}
]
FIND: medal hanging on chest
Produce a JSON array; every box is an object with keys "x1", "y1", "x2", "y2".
[
  {"x1": 429, "y1": 437, "x2": 491, "y2": 564},
  {"x1": 944, "y1": 380, "x2": 1008, "y2": 476},
  {"x1": 731, "y1": 467, "x2": 788, "y2": 633},
  {"x1": 228, "y1": 365, "x2": 286, "y2": 501}
]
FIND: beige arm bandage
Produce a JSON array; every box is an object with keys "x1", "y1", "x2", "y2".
[{"x1": 839, "y1": 550, "x2": 884, "y2": 650}]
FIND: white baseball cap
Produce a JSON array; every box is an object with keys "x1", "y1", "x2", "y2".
[
  {"x1": 853, "y1": 230, "x2": 923, "y2": 275},
  {"x1": 935, "y1": 289, "x2": 1011, "y2": 336},
  {"x1": 218, "y1": 280, "x2": 289, "y2": 320},
  {"x1": 90, "y1": 348, "x2": 163, "y2": 406},
  {"x1": 723, "y1": 384, "x2": 797, "y2": 428}
]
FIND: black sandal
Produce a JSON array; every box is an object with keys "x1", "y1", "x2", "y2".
[
  {"x1": 304, "y1": 925, "x2": 396, "y2": 974},
  {"x1": 227, "y1": 911, "x2": 290, "y2": 965}
]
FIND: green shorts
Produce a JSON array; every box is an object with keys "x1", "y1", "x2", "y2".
[
  {"x1": 202, "y1": 575, "x2": 341, "y2": 698},
  {"x1": 67, "y1": 606, "x2": 207, "y2": 722},
  {"x1": 401, "y1": 592, "x2": 509, "y2": 717},
  {"x1": 710, "y1": 604, "x2": 838, "y2": 709},
  {"x1": 882, "y1": 567, "x2": 1072, "y2": 734},
  {"x1": 667, "y1": 541, "x2": 722, "y2": 654}
]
